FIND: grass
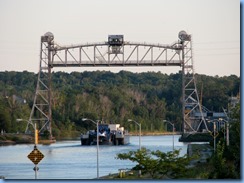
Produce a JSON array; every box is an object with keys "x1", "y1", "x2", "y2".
[{"x1": 184, "y1": 162, "x2": 214, "y2": 179}]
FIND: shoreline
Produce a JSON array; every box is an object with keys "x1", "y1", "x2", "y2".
[
  {"x1": 0, "y1": 133, "x2": 56, "y2": 146},
  {"x1": 0, "y1": 132, "x2": 181, "y2": 146},
  {"x1": 129, "y1": 131, "x2": 181, "y2": 136}
]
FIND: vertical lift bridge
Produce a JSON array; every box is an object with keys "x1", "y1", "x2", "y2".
[{"x1": 26, "y1": 31, "x2": 209, "y2": 138}]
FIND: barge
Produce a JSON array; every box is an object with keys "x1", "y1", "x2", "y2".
[{"x1": 80, "y1": 123, "x2": 130, "y2": 145}]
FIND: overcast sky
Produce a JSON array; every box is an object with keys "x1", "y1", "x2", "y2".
[{"x1": 0, "y1": 0, "x2": 240, "y2": 76}]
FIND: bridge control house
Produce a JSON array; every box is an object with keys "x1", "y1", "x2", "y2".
[
  {"x1": 108, "y1": 35, "x2": 124, "y2": 54},
  {"x1": 108, "y1": 35, "x2": 124, "y2": 46}
]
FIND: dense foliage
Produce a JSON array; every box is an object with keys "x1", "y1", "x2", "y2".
[
  {"x1": 209, "y1": 103, "x2": 240, "y2": 179},
  {"x1": 116, "y1": 148, "x2": 191, "y2": 179},
  {"x1": 0, "y1": 71, "x2": 240, "y2": 137}
]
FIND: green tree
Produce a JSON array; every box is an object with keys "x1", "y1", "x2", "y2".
[
  {"x1": 227, "y1": 103, "x2": 240, "y2": 178},
  {"x1": 116, "y1": 148, "x2": 160, "y2": 178},
  {"x1": 208, "y1": 104, "x2": 240, "y2": 179},
  {"x1": 0, "y1": 71, "x2": 240, "y2": 137},
  {"x1": 116, "y1": 147, "x2": 191, "y2": 179},
  {"x1": 0, "y1": 106, "x2": 11, "y2": 132},
  {"x1": 153, "y1": 149, "x2": 190, "y2": 178},
  {"x1": 209, "y1": 141, "x2": 236, "y2": 178}
]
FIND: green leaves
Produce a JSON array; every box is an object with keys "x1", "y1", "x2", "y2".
[
  {"x1": 208, "y1": 104, "x2": 240, "y2": 179},
  {"x1": 0, "y1": 71, "x2": 240, "y2": 137},
  {"x1": 116, "y1": 148, "x2": 191, "y2": 179}
]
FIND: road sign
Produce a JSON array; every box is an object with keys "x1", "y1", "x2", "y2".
[
  {"x1": 28, "y1": 146, "x2": 44, "y2": 165},
  {"x1": 210, "y1": 130, "x2": 219, "y2": 138}
]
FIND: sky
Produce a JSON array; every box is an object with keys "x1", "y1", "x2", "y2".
[{"x1": 0, "y1": 0, "x2": 240, "y2": 77}]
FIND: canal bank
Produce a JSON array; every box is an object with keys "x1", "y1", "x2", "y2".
[
  {"x1": 0, "y1": 133, "x2": 32, "y2": 145},
  {"x1": 0, "y1": 131, "x2": 180, "y2": 145},
  {"x1": 129, "y1": 131, "x2": 181, "y2": 136},
  {"x1": 0, "y1": 133, "x2": 56, "y2": 145}
]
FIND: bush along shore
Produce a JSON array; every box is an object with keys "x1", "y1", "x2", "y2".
[
  {"x1": 0, "y1": 133, "x2": 56, "y2": 145},
  {"x1": 0, "y1": 133, "x2": 33, "y2": 145}
]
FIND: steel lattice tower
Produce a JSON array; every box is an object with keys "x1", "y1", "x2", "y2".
[
  {"x1": 179, "y1": 31, "x2": 208, "y2": 133},
  {"x1": 26, "y1": 32, "x2": 54, "y2": 138}
]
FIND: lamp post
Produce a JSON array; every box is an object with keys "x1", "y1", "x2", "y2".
[
  {"x1": 128, "y1": 119, "x2": 141, "y2": 150},
  {"x1": 82, "y1": 118, "x2": 99, "y2": 179},
  {"x1": 16, "y1": 119, "x2": 38, "y2": 145},
  {"x1": 128, "y1": 119, "x2": 141, "y2": 176},
  {"x1": 219, "y1": 118, "x2": 229, "y2": 146},
  {"x1": 16, "y1": 119, "x2": 38, "y2": 179},
  {"x1": 206, "y1": 119, "x2": 218, "y2": 153},
  {"x1": 213, "y1": 122, "x2": 216, "y2": 153},
  {"x1": 163, "y1": 120, "x2": 174, "y2": 151}
]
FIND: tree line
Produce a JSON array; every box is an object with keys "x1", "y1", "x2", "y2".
[{"x1": 0, "y1": 71, "x2": 240, "y2": 138}]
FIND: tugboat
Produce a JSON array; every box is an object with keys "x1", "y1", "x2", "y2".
[{"x1": 80, "y1": 123, "x2": 130, "y2": 145}]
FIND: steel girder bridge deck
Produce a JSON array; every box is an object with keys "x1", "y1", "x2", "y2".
[{"x1": 26, "y1": 31, "x2": 209, "y2": 138}]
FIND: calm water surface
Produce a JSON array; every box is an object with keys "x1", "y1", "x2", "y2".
[{"x1": 0, "y1": 135, "x2": 189, "y2": 179}]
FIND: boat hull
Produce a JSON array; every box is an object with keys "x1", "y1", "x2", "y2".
[
  {"x1": 81, "y1": 134, "x2": 130, "y2": 146},
  {"x1": 80, "y1": 123, "x2": 130, "y2": 146}
]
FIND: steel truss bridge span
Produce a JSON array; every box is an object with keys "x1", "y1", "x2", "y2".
[
  {"x1": 27, "y1": 31, "x2": 209, "y2": 138},
  {"x1": 50, "y1": 41, "x2": 183, "y2": 68}
]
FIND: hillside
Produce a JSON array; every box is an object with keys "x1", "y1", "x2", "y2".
[{"x1": 0, "y1": 71, "x2": 240, "y2": 138}]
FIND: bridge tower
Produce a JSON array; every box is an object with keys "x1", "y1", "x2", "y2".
[
  {"x1": 26, "y1": 31, "x2": 208, "y2": 137},
  {"x1": 26, "y1": 32, "x2": 54, "y2": 138},
  {"x1": 179, "y1": 31, "x2": 208, "y2": 133}
]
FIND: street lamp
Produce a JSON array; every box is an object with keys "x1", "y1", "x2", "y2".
[
  {"x1": 16, "y1": 119, "x2": 38, "y2": 145},
  {"x1": 206, "y1": 119, "x2": 218, "y2": 153},
  {"x1": 163, "y1": 120, "x2": 174, "y2": 151},
  {"x1": 128, "y1": 119, "x2": 141, "y2": 176},
  {"x1": 16, "y1": 119, "x2": 38, "y2": 179},
  {"x1": 219, "y1": 118, "x2": 229, "y2": 146},
  {"x1": 82, "y1": 118, "x2": 99, "y2": 179},
  {"x1": 128, "y1": 119, "x2": 141, "y2": 151}
]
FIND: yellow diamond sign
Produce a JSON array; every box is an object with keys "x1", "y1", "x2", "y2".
[
  {"x1": 210, "y1": 130, "x2": 219, "y2": 138},
  {"x1": 28, "y1": 146, "x2": 44, "y2": 165}
]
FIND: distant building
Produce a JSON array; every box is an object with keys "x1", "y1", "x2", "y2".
[{"x1": 229, "y1": 94, "x2": 240, "y2": 109}]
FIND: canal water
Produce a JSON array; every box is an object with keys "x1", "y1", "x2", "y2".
[{"x1": 0, "y1": 135, "x2": 188, "y2": 179}]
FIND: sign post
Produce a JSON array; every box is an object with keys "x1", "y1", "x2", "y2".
[
  {"x1": 27, "y1": 123, "x2": 44, "y2": 179},
  {"x1": 209, "y1": 123, "x2": 219, "y2": 153},
  {"x1": 27, "y1": 146, "x2": 44, "y2": 179}
]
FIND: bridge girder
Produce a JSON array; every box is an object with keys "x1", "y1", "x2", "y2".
[{"x1": 50, "y1": 42, "x2": 183, "y2": 68}]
